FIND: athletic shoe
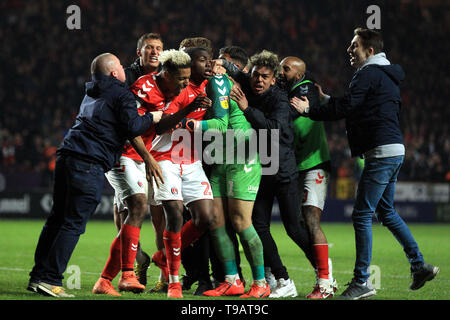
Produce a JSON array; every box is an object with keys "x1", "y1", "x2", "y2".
[
  {"x1": 269, "y1": 278, "x2": 298, "y2": 298},
  {"x1": 27, "y1": 280, "x2": 38, "y2": 293},
  {"x1": 167, "y1": 282, "x2": 183, "y2": 298},
  {"x1": 147, "y1": 280, "x2": 168, "y2": 293},
  {"x1": 134, "y1": 251, "x2": 151, "y2": 286},
  {"x1": 203, "y1": 279, "x2": 245, "y2": 296},
  {"x1": 240, "y1": 282, "x2": 271, "y2": 298},
  {"x1": 118, "y1": 271, "x2": 145, "y2": 293},
  {"x1": 306, "y1": 278, "x2": 334, "y2": 299},
  {"x1": 264, "y1": 268, "x2": 277, "y2": 291},
  {"x1": 410, "y1": 263, "x2": 439, "y2": 290},
  {"x1": 194, "y1": 279, "x2": 213, "y2": 296},
  {"x1": 182, "y1": 274, "x2": 197, "y2": 291},
  {"x1": 92, "y1": 278, "x2": 121, "y2": 296},
  {"x1": 331, "y1": 278, "x2": 338, "y2": 293},
  {"x1": 338, "y1": 279, "x2": 376, "y2": 300},
  {"x1": 152, "y1": 250, "x2": 169, "y2": 282},
  {"x1": 36, "y1": 281, "x2": 74, "y2": 298}
]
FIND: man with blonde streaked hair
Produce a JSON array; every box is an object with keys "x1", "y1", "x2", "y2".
[{"x1": 93, "y1": 49, "x2": 212, "y2": 297}]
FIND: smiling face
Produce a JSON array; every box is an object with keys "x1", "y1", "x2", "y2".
[
  {"x1": 138, "y1": 38, "x2": 163, "y2": 72},
  {"x1": 279, "y1": 57, "x2": 305, "y2": 88},
  {"x1": 347, "y1": 35, "x2": 373, "y2": 69},
  {"x1": 249, "y1": 65, "x2": 276, "y2": 95}
]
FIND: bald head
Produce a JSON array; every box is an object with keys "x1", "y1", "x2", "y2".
[
  {"x1": 91, "y1": 53, "x2": 126, "y2": 82},
  {"x1": 280, "y1": 56, "x2": 306, "y2": 87}
]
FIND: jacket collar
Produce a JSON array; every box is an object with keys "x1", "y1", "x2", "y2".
[{"x1": 359, "y1": 52, "x2": 390, "y2": 70}]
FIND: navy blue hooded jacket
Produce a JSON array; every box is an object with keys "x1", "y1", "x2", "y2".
[
  {"x1": 309, "y1": 58, "x2": 405, "y2": 157},
  {"x1": 59, "y1": 73, "x2": 154, "y2": 170}
]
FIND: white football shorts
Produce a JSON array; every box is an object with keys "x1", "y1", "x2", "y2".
[
  {"x1": 299, "y1": 169, "x2": 329, "y2": 211},
  {"x1": 105, "y1": 155, "x2": 159, "y2": 212},
  {"x1": 153, "y1": 160, "x2": 213, "y2": 206}
]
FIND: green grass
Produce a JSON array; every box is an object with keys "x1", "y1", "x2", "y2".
[{"x1": 0, "y1": 219, "x2": 448, "y2": 300}]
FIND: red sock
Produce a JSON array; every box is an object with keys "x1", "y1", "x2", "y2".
[
  {"x1": 180, "y1": 220, "x2": 204, "y2": 249},
  {"x1": 163, "y1": 230, "x2": 181, "y2": 277},
  {"x1": 313, "y1": 244, "x2": 329, "y2": 279},
  {"x1": 101, "y1": 236, "x2": 121, "y2": 280},
  {"x1": 120, "y1": 224, "x2": 140, "y2": 271}
]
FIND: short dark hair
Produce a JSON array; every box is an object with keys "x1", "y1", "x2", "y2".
[
  {"x1": 137, "y1": 33, "x2": 163, "y2": 50},
  {"x1": 249, "y1": 50, "x2": 280, "y2": 77},
  {"x1": 179, "y1": 37, "x2": 213, "y2": 58},
  {"x1": 219, "y1": 46, "x2": 249, "y2": 70},
  {"x1": 354, "y1": 27, "x2": 384, "y2": 54},
  {"x1": 184, "y1": 47, "x2": 211, "y2": 59}
]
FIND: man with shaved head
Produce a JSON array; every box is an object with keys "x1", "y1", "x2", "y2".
[
  {"x1": 275, "y1": 56, "x2": 337, "y2": 298},
  {"x1": 28, "y1": 53, "x2": 161, "y2": 298}
]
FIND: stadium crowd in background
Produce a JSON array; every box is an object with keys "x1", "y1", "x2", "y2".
[{"x1": 1, "y1": 0, "x2": 448, "y2": 186}]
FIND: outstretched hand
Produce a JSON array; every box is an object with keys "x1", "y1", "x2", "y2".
[
  {"x1": 229, "y1": 79, "x2": 248, "y2": 111},
  {"x1": 290, "y1": 96, "x2": 310, "y2": 114},
  {"x1": 145, "y1": 155, "x2": 164, "y2": 188}
]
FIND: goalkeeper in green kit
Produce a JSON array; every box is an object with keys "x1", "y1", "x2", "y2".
[{"x1": 183, "y1": 71, "x2": 270, "y2": 298}]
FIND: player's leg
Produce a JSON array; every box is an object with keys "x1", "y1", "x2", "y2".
[
  {"x1": 225, "y1": 162, "x2": 269, "y2": 298},
  {"x1": 301, "y1": 169, "x2": 337, "y2": 299},
  {"x1": 151, "y1": 160, "x2": 185, "y2": 298},
  {"x1": 201, "y1": 165, "x2": 244, "y2": 296},
  {"x1": 204, "y1": 196, "x2": 246, "y2": 296},
  {"x1": 161, "y1": 199, "x2": 184, "y2": 298},
  {"x1": 181, "y1": 161, "x2": 216, "y2": 247},
  {"x1": 227, "y1": 198, "x2": 270, "y2": 298},
  {"x1": 148, "y1": 204, "x2": 168, "y2": 292},
  {"x1": 95, "y1": 157, "x2": 147, "y2": 294},
  {"x1": 116, "y1": 192, "x2": 147, "y2": 293}
]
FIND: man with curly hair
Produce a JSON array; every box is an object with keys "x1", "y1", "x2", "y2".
[{"x1": 215, "y1": 49, "x2": 315, "y2": 298}]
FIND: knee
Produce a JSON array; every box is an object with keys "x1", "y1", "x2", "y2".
[
  {"x1": 126, "y1": 195, "x2": 148, "y2": 218},
  {"x1": 193, "y1": 207, "x2": 216, "y2": 231},
  {"x1": 163, "y1": 201, "x2": 184, "y2": 231},
  {"x1": 303, "y1": 207, "x2": 321, "y2": 233}
]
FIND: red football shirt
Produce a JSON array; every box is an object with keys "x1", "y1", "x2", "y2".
[
  {"x1": 122, "y1": 73, "x2": 168, "y2": 161},
  {"x1": 151, "y1": 80, "x2": 209, "y2": 164}
]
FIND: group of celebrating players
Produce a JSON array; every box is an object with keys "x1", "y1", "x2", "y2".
[{"x1": 91, "y1": 33, "x2": 336, "y2": 299}]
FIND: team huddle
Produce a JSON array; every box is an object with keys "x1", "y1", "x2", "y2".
[
  {"x1": 27, "y1": 29, "x2": 439, "y2": 300},
  {"x1": 87, "y1": 34, "x2": 336, "y2": 299}
]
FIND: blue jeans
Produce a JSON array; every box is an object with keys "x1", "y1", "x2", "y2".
[
  {"x1": 352, "y1": 155, "x2": 424, "y2": 283},
  {"x1": 29, "y1": 154, "x2": 104, "y2": 286}
]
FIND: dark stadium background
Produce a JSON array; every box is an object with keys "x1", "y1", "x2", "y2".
[{"x1": 0, "y1": 0, "x2": 448, "y2": 223}]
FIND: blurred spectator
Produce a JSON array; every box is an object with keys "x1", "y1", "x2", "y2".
[{"x1": 0, "y1": 0, "x2": 448, "y2": 188}]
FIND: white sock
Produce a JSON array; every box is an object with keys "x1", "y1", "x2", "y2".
[{"x1": 225, "y1": 274, "x2": 239, "y2": 285}]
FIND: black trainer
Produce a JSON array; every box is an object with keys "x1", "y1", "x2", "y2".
[
  {"x1": 134, "y1": 251, "x2": 151, "y2": 286},
  {"x1": 410, "y1": 263, "x2": 439, "y2": 290},
  {"x1": 339, "y1": 279, "x2": 376, "y2": 300},
  {"x1": 194, "y1": 279, "x2": 214, "y2": 296}
]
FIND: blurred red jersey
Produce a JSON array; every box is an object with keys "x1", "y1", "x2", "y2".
[
  {"x1": 122, "y1": 73, "x2": 169, "y2": 161},
  {"x1": 151, "y1": 80, "x2": 209, "y2": 163}
]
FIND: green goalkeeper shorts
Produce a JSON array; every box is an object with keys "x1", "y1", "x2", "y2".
[{"x1": 209, "y1": 161, "x2": 262, "y2": 201}]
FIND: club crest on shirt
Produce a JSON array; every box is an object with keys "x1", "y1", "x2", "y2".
[{"x1": 219, "y1": 96, "x2": 229, "y2": 109}]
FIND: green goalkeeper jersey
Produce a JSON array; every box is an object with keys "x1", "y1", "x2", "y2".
[
  {"x1": 200, "y1": 74, "x2": 257, "y2": 164},
  {"x1": 199, "y1": 74, "x2": 261, "y2": 200}
]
